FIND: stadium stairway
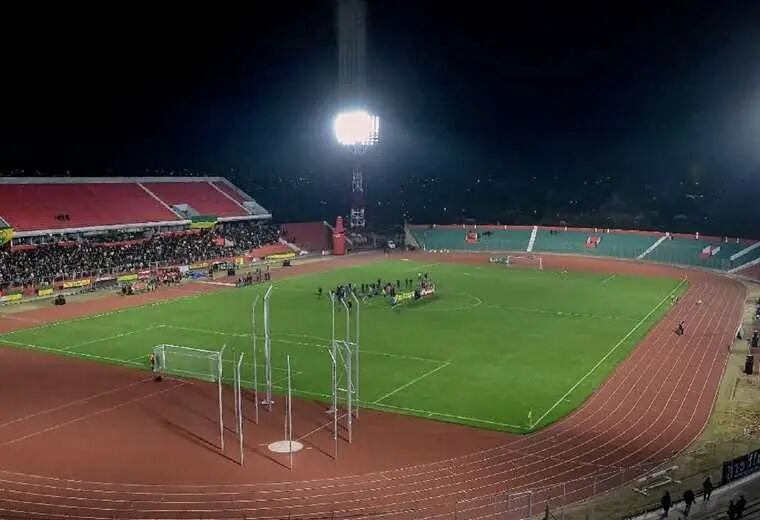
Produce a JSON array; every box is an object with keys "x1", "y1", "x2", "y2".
[{"x1": 527, "y1": 225, "x2": 538, "y2": 252}]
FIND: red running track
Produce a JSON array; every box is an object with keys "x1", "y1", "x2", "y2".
[{"x1": 0, "y1": 253, "x2": 746, "y2": 519}]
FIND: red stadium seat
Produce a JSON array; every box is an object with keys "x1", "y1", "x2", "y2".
[
  {"x1": 142, "y1": 181, "x2": 249, "y2": 218},
  {"x1": 0, "y1": 183, "x2": 179, "y2": 232}
]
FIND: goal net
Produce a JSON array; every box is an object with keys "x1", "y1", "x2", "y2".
[
  {"x1": 153, "y1": 344, "x2": 222, "y2": 382},
  {"x1": 152, "y1": 343, "x2": 227, "y2": 450},
  {"x1": 489, "y1": 255, "x2": 543, "y2": 270}
]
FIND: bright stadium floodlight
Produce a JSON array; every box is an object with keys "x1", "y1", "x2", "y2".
[
  {"x1": 334, "y1": 109, "x2": 379, "y2": 228},
  {"x1": 334, "y1": 110, "x2": 379, "y2": 147}
]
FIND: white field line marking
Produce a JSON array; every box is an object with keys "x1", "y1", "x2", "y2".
[
  {"x1": 0, "y1": 290, "x2": 211, "y2": 336},
  {"x1": 483, "y1": 304, "x2": 634, "y2": 322},
  {"x1": 373, "y1": 361, "x2": 451, "y2": 404},
  {"x1": 162, "y1": 324, "x2": 446, "y2": 364},
  {"x1": 265, "y1": 383, "x2": 529, "y2": 431},
  {"x1": 368, "y1": 401, "x2": 530, "y2": 431},
  {"x1": 0, "y1": 338, "x2": 145, "y2": 368},
  {"x1": 0, "y1": 381, "x2": 188, "y2": 449},
  {"x1": 60, "y1": 325, "x2": 163, "y2": 351},
  {"x1": 600, "y1": 274, "x2": 617, "y2": 284},
  {"x1": 531, "y1": 280, "x2": 686, "y2": 429},
  {"x1": 0, "y1": 377, "x2": 154, "y2": 430},
  {"x1": 0, "y1": 314, "x2": 43, "y2": 324},
  {"x1": 161, "y1": 324, "x2": 249, "y2": 338}
]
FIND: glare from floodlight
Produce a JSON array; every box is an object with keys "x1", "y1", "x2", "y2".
[{"x1": 334, "y1": 110, "x2": 379, "y2": 147}]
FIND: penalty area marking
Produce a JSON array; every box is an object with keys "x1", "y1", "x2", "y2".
[
  {"x1": 530, "y1": 279, "x2": 686, "y2": 429},
  {"x1": 266, "y1": 383, "x2": 529, "y2": 431},
  {"x1": 373, "y1": 361, "x2": 451, "y2": 404}
]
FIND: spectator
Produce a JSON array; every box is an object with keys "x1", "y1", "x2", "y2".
[
  {"x1": 661, "y1": 490, "x2": 671, "y2": 517},
  {"x1": 0, "y1": 222, "x2": 280, "y2": 290},
  {"x1": 703, "y1": 476, "x2": 713, "y2": 501},
  {"x1": 682, "y1": 489, "x2": 695, "y2": 516},
  {"x1": 737, "y1": 495, "x2": 746, "y2": 518}
]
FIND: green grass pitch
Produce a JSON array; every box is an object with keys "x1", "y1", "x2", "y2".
[{"x1": 0, "y1": 260, "x2": 685, "y2": 433}]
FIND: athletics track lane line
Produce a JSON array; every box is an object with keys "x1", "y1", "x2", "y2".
[{"x1": 0, "y1": 381, "x2": 188, "y2": 450}]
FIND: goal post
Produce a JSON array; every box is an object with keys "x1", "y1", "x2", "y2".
[
  {"x1": 152, "y1": 343, "x2": 226, "y2": 450},
  {"x1": 490, "y1": 255, "x2": 543, "y2": 270}
]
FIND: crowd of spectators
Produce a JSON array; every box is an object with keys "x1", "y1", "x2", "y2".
[{"x1": 0, "y1": 222, "x2": 281, "y2": 290}]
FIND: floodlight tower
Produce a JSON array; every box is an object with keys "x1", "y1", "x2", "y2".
[
  {"x1": 336, "y1": 0, "x2": 378, "y2": 229},
  {"x1": 334, "y1": 111, "x2": 379, "y2": 228}
]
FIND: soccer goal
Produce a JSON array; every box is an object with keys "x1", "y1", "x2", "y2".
[
  {"x1": 152, "y1": 343, "x2": 226, "y2": 450},
  {"x1": 505, "y1": 255, "x2": 543, "y2": 270}
]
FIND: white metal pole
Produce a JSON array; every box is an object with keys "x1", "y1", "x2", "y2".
[
  {"x1": 232, "y1": 346, "x2": 238, "y2": 434},
  {"x1": 331, "y1": 292, "x2": 336, "y2": 381},
  {"x1": 238, "y1": 352, "x2": 245, "y2": 465},
  {"x1": 252, "y1": 295, "x2": 259, "y2": 424},
  {"x1": 287, "y1": 354, "x2": 293, "y2": 470},
  {"x1": 341, "y1": 300, "x2": 352, "y2": 441},
  {"x1": 351, "y1": 292, "x2": 360, "y2": 419},
  {"x1": 328, "y1": 349, "x2": 337, "y2": 459},
  {"x1": 263, "y1": 285, "x2": 273, "y2": 410},
  {"x1": 344, "y1": 298, "x2": 350, "y2": 344},
  {"x1": 218, "y1": 344, "x2": 226, "y2": 451}
]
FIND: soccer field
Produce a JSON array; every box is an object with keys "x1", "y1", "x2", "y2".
[{"x1": 0, "y1": 259, "x2": 685, "y2": 432}]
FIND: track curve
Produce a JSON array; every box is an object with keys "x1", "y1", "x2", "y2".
[{"x1": 0, "y1": 253, "x2": 746, "y2": 519}]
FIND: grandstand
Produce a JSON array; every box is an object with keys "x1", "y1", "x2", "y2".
[
  {"x1": 0, "y1": 177, "x2": 271, "y2": 238},
  {"x1": 407, "y1": 224, "x2": 760, "y2": 278}
]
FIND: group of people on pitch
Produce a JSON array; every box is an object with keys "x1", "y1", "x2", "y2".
[{"x1": 317, "y1": 274, "x2": 432, "y2": 303}]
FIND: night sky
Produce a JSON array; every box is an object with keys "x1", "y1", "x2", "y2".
[{"x1": 2, "y1": 2, "x2": 759, "y2": 235}]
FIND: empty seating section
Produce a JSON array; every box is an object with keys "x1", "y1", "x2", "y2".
[
  {"x1": 409, "y1": 225, "x2": 759, "y2": 272},
  {"x1": 142, "y1": 182, "x2": 248, "y2": 218},
  {"x1": 729, "y1": 244, "x2": 760, "y2": 270},
  {"x1": 0, "y1": 183, "x2": 179, "y2": 232},
  {"x1": 533, "y1": 229, "x2": 658, "y2": 259},
  {"x1": 410, "y1": 226, "x2": 532, "y2": 252},
  {"x1": 646, "y1": 236, "x2": 737, "y2": 270},
  {"x1": 281, "y1": 222, "x2": 332, "y2": 252},
  {"x1": 211, "y1": 181, "x2": 249, "y2": 204}
]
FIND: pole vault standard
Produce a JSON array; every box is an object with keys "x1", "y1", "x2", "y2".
[
  {"x1": 286, "y1": 354, "x2": 293, "y2": 470},
  {"x1": 351, "y1": 291, "x2": 360, "y2": 419},
  {"x1": 328, "y1": 349, "x2": 338, "y2": 459},
  {"x1": 262, "y1": 285, "x2": 274, "y2": 411},
  {"x1": 251, "y1": 295, "x2": 260, "y2": 424},
  {"x1": 218, "y1": 344, "x2": 226, "y2": 451},
  {"x1": 341, "y1": 300, "x2": 353, "y2": 443},
  {"x1": 237, "y1": 352, "x2": 245, "y2": 465}
]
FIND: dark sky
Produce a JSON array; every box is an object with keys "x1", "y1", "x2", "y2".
[{"x1": 2, "y1": 2, "x2": 760, "y2": 234}]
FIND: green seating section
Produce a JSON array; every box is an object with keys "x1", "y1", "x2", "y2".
[
  {"x1": 408, "y1": 225, "x2": 757, "y2": 272},
  {"x1": 532, "y1": 229, "x2": 658, "y2": 259},
  {"x1": 644, "y1": 237, "x2": 736, "y2": 270},
  {"x1": 729, "y1": 244, "x2": 760, "y2": 270},
  {"x1": 410, "y1": 227, "x2": 531, "y2": 252}
]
